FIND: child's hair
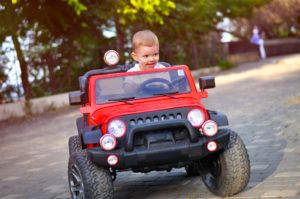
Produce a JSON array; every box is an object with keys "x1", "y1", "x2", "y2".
[{"x1": 132, "y1": 30, "x2": 159, "y2": 51}]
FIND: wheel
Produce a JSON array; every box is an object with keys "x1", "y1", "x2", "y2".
[
  {"x1": 185, "y1": 162, "x2": 201, "y2": 176},
  {"x1": 171, "y1": 77, "x2": 188, "y2": 92},
  {"x1": 68, "y1": 151, "x2": 114, "y2": 199},
  {"x1": 171, "y1": 77, "x2": 186, "y2": 86},
  {"x1": 69, "y1": 135, "x2": 82, "y2": 155},
  {"x1": 201, "y1": 129, "x2": 250, "y2": 197}
]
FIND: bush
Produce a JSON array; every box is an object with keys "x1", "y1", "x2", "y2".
[{"x1": 218, "y1": 59, "x2": 235, "y2": 70}]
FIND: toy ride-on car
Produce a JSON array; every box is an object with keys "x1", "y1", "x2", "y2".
[{"x1": 67, "y1": 50, "x2": 250, "y2": 199}]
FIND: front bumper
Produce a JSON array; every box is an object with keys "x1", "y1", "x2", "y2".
[{"x1": 87, "y1": 129, "x2": 230, "y2": 169}]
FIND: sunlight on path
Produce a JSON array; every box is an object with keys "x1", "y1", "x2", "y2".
[{"x1": 216, "y1": 54, "x2": 300, "y2": 86}]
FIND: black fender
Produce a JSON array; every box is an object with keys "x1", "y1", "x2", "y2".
[
  {"x1": 76, "y1": 117, "x2": 85, "y2": 135},
  {"x1": 207, "y1": 110, "x2": 229, "y2": 127},
  {"x1": 76, "y1": 117, "x2": 102, "y2": 145},
  {"x1": 82, "y1": 129, "x2": 102, "y2": 145}
]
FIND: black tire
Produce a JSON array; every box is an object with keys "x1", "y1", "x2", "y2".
[
  {"x1": 202, "y1": 129, "x2": 250, "y2": 197},
  {"x1": 68, "y1": 151, "x2": 114, "y2": 199},
  {"x1": 69, "y1": 135, "x2": 82, "y2": 155},
  {"x1": 185, "y1": 162, "x2": 201, "y2": 176}
]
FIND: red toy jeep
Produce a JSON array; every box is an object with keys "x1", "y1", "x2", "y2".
[{"x1": 68, "y1": 51, "x2": 250, "y2": 199}]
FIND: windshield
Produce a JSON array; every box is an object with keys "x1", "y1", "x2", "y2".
[{"x1": 95, "y1": 69, "x2": 191, "y2": 104}]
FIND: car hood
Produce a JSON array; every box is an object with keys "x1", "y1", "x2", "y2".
[{"x1": 91, "y1": 97, "x2": 202, "y2": 124}]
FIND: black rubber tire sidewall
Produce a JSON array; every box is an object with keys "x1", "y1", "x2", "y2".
[
  {"x1": 68, "y1": 151, "x2": 114, "y2": 199},
  {"x1": 202, "y1": 129, "x2": 250, "y2": 197}
]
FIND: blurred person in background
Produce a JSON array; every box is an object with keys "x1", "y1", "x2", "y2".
[{"x1": 251, "y1": 26, "x2": 266, "y2": 59}]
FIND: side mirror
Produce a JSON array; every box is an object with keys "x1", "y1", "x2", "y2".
[
  {"x1": 199, "y1": 76, "x2": 215, "y2": 91},
  {"x1": 69, "y1": 91, "x2": 86, "y2": 105}
]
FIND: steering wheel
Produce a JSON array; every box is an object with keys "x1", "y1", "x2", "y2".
[
  {"x1": 138, "y1": 78, "x2": 174, "y2": 94},
  {"x1": 171, "y1": 77, "x2": 187, "y2": 86}
]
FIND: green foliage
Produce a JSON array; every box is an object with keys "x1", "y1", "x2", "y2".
[
  {"x1": 117, "y1": 0, "x2": 176, "y2": 24},
  {"x1": 0, "y1": 0, "x2": 272, "y2": 101},
  {"x1": 67, "y1": 0, "x2": 87, "y2": 15},
  {"x1": 275, "y1": 28, "x2": 290, "y2": 38},
  {"x1": 217, "y1": 59, "x2": 235, "y2": 70}
]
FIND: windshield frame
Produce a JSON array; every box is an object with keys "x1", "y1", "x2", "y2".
[{"x1": 89, "y1": 65, "x2": 196, "y2": 106}]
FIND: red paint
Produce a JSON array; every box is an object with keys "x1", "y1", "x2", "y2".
[{"x1": 80, "y1": 65, "x2": 209, "y2": 135}]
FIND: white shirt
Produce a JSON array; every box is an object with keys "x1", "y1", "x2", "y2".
[{"x1": 127, "y1": 63, "x2": 165, "y2": 72}]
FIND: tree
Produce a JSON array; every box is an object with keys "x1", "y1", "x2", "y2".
[
  {"x1": 0, "y1": 1, "x2": 32, "y2": 100},
  {"x1": 224, "y1": 0, "x2": 300, "y2": 40},
  {"x1": 0, "y1": 0, "x2": 88, "y2": 100},
  {"x1": 250, "y1": 0, "x2": 300, "y2": 38},
  {"x1": 0, "y1": 0, "x2": 272, "y2": 102},
  {"x1": 89, "y1": 0, "x2": 176, "y2": 61},
  {"x1": 146, "y1": 0, "x2": 270, "y2": 68},
  {"x1": 0, "y1": 52, "x2": 16, "y2": 103}
]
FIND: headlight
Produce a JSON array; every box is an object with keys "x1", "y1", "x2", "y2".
[
  {"x1": 107, "y1": 119, "x2": 126, "y2": 138},
  {"x1": 187, "y1": 109, "x2": 205, "y2": 127},
  {"x1": 100, "y1": 134, "x2": 117, "y2": 151},
  {"x1": 202, "y1": 120, "x2": 218, "y2": 136}
]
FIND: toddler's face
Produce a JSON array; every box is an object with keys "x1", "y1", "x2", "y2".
[{"x1": 132, "y1": 45, "x2": 159, "y2": 70}]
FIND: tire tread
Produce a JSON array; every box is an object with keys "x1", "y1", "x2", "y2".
[
  {"x1": 202, "y1": 129, "x2": 250, "y2": 197},
  {"x1": 68, "y1": 151, "x2": 113, "y2": 199}
]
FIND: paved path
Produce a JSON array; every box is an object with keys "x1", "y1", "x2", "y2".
[{"x1": 1, "y1": 54, "x2": 300, "y2": 199}]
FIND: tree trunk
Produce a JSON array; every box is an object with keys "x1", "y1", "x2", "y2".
[
  {"x1": 45, "y1": 54, "x2": 57, "y2": 94},
  {"x1": 115, "y1": 18, "x2": 125, "y2": 62},
  {"x1": 11, "y1": 33, "x2": 32, "y2": 101},
  {"x1": 190, "y1": 41, "x2": 200, "y2": 69}
]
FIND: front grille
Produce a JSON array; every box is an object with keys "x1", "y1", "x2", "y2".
[
  {"x1": 120, "y1": 108, "x2": 189, "y2": 126},
  {"x1": 118, "y1": 108, "x2": 192, "y2": 149},
  {"x1": 129, "y1": 112, "x2": 183, "y2": 126}
]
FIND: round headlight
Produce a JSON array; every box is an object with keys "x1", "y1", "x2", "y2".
[
  {"x1": 202, "y1": 120, "x2": 218, "y2": 136},
  {"x1": 100, "y1": 134, "x2": 117, "y2": 151},
  {"x1": 187, "y1": 109, "x2": 205, "y2": 127},
  {"x1": 107, "y1": 119, "x2": 126, "y2": 138}
]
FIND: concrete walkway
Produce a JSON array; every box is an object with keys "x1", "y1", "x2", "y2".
[{"x1": 0, "y1": 54, "x2": 300, "y2": 199}]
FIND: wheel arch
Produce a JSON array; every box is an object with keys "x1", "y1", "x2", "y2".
[
  {"x1": 76, "y1": 116, "x2": 103, "y2": 146},
  {"x1": 207, "y1": 110, "x2": 229, "y2": 127}
]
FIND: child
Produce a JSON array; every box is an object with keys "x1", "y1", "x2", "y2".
[
  {"x1": 127, "y1": 30, "x2": 165, "y2": 72},
  {"x1": 124, "y1": 30, "x2": 167, "y2": 93}
]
